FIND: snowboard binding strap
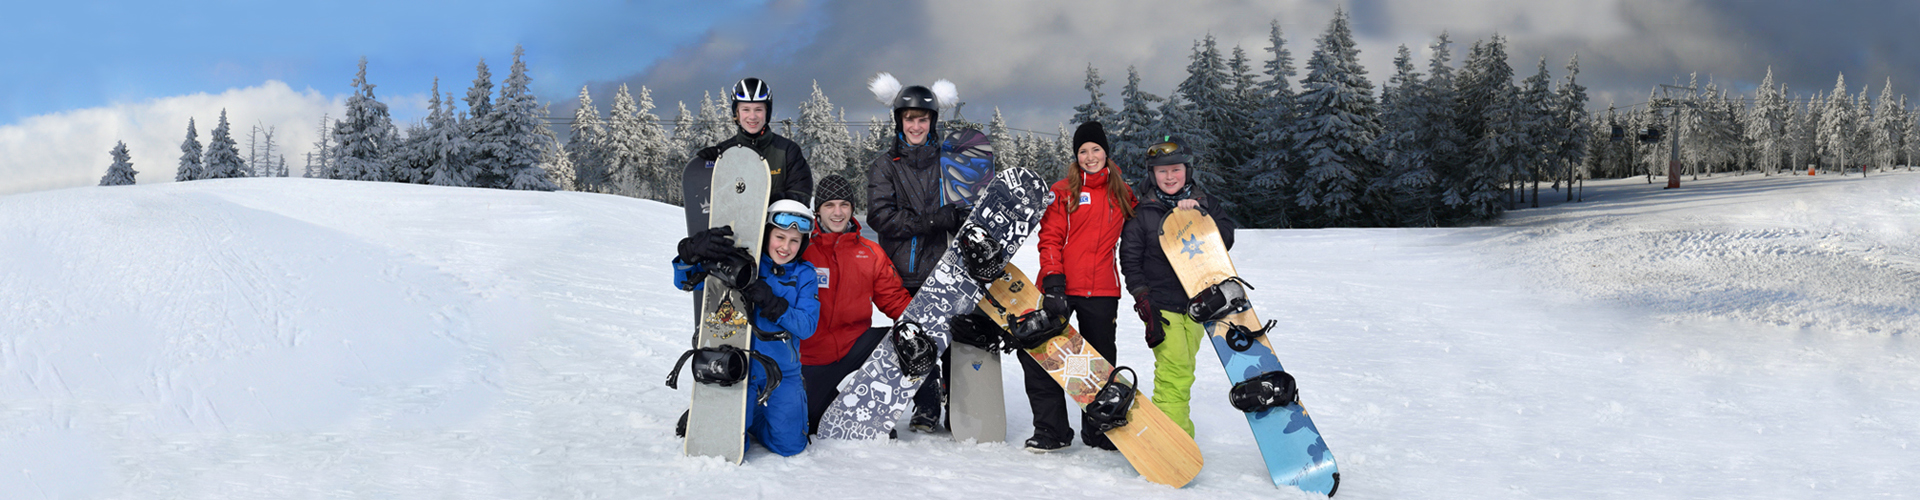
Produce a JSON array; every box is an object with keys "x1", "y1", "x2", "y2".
[
  {"x1": 891, "y1": 321, "x2": 940, "y2": 380},
  {"x1": 1083, "y1": 366, "x2": 1139, "y2": 433},
  {"x1": 1223, "y1": 320, "x2": 1278, "y2": 352},
  {"x1": 1001, "y1": 308, "x2": 1068, "y2": 351},
  {"x1": 705, "y1": 250, "x2": 758, "y2": 291},
  {"x1": 956, "y1": 223, "x2": 1007, "y2": 283},
  {"x1": 665, "y1": 344, "x2": 782, "y2": 406},
  {"x1": 1228, "y1": 370, "x2": 1298, "y2": 414},
  {"x1": 1187, "y1": 276, "x2": 1256, "y2": 323}
]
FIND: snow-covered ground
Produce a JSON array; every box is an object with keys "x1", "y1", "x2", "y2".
[{"x1": 2, "y1": 171, "x2": 1915, "y2": 499}]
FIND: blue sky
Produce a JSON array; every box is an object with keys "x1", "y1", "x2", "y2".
[{"x1": 2, "y1": 0, "x2": 759, "y2": 124}]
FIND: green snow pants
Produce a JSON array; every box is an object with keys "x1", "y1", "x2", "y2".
[{"x1": 1150, "y1": 309, "x2": 1205, "y2": 436}]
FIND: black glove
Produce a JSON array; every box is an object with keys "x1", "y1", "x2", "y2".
[
  {"x1": 1133, "y1": 290, "x2": 1168, "y2": 348},
  {"x1": 949, "y1": 312, "x2": 1006, "y2": 352},
  {"x1": 931, "y1": 205, "x2": 971, "y2": 232},
  {"x1": 678, "y1": 226, "x2": 741, "y2": 263},
  {"x1": 697, "y1": 146, "x2": 721, "y2": 161},
  {"x1": 1040, "y1": 274, "x2": 1071, "y2": 320},
  {"x1": 742, "y1": 279, "x2": 789, "y2": 321}
]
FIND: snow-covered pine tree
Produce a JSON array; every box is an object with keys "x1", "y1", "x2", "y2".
[
  {"x1": 461, "y1": 58, "x2": 495, "y2": 185},
  {"x1": 568, "y1": 85, "x2": 608, "y2": 191},
  {"x1": 1553, "y1": 54, "x2": 1591, "y2": 201},
  {"x1": 1818, "y1": 74, "x2": 1854, "y2": 175},
  {"x1": 1749, "y1": 67, "x2": 1787, "y2": 175},
  {"x1": 532, "y1": 103, "x2": 575, "y2": 191},
  {"x1": 988, "y1": 108, "x2": 1016, "y2": 171},
  {"x1": 792, "y1": 81, "x2": 852, "y2": 185},
  {"x1": 1289, "y1": 9, "x2": 1381, "y2": 227},
  {"x1": 332, "y1": 58, "x2": 398, "y2": 182},
  {"x1": 1071, "y1": 64, "x2": 1115, "y2": 127},
  {"x1": 100, "y1": 141, "x2": 137, "y2": 186},
  {"x1": 1853, "y1": 83, "x2": 1873, "y2": 175},
  {"x1": 697, "y1": 91, "x2": 734, "y2": 150},
  {"x1": 176, "y1": 118, "x2": 203, "y2": 182},
  {"x1": 633, "y1": 86, "x2": 677, "y2": 203},
  {"x1": 489, "y1": 46, "x2": 558, "y2": 191},
  {"x1": 1872, "y1": 78, "x2": 1901, "y2": 172},
  {"x1": 1896, "y1": 94, "x2": 1912, "y2": 169},
  {"x1": 1452, "y1": 35, "x2": 1516, "y2": 220},
  {"x1": 669, "y1": 101, "x2": 698, "y2": 165},
  {"x1": 203, "y1": 109, "x2": 245, "y2": 179},
  {"x1": 1369, "y1": 44, "x2": 1426, "y2": 226},
  {"x1": 1414, "y1": 33, "x2": 1466, "y2": 223},
  {"x1": 424, "y1": 88, "x2": 473, "y2": 187},
  {"x1": 604, "y1": 84, "x2": 646, "y2": 196},
  {"x1": 1519, "y1": 58, "x2": 1553, "y2": 207},
  {"x1": 1172, "y1": 35, "x2": 1235, "y2": 189},
  {"x1": 1110, "y1": 66, "x2": 1164, "y2": 181},
  {"x1": 1240, "y1": 22, "x2": 1300, "y2": 227},
  {"x1": 246, "y1": 124, "x2": 277, "y2": 178}
]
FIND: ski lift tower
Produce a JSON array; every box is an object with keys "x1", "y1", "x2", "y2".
[{"x1": 1652, "y1": 84, "x2": 1698, "y2": 189}]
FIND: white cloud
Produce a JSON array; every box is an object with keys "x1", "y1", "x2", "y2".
[{"x1": 0, "y1": 81, "x2": 343, "y2": 196}]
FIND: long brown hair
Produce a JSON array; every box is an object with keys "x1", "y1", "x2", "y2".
[{"x1": 1064, "y1": 158, "x2": 1136, "y2": 219}]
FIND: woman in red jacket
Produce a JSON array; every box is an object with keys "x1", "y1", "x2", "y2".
[
  {"x1": 1021, "y1": 120, "x2": 1136, "y2": 452},
  {"x1": 800, "y1": 175, "x2": 914, "y2": 435}
]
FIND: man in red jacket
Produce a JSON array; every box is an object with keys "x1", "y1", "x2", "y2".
[{"x1": 801, "y1": 174, "x2": 915, "y2": 435}]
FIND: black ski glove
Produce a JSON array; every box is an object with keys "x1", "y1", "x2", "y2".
[
  {"x1": 931, "y1": 205, "x2": 971, "y2": 232},
  {"x1": 678, "y1": 226, "x2": 741, "y2": 263},
  {"x1": 697, "y1": 146, "x2": 722, "y2": 161},
  {"x1": 1040, "y1": 274, "x2": 1071, "y2": 320},
  {"x1": 742, "y1": 279, "x2": 789, "y2": 321},
  {"x1": 1133, "y1": 289, "x2": 1168, "y2": 349},
  {"x1": 949, "y1": 311, "x2": 1007, "y2": 352}
]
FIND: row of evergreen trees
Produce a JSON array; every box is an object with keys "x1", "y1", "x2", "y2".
[
  {"x1": 560, "y1": 80, "x2": 1077, "y2": 208},
  {"x1": 1585, "y1": 70, "x2": 1920, "y2": 180},
  {"x1": 113, "y1": 47, "x2": 567, "y2": 191}
]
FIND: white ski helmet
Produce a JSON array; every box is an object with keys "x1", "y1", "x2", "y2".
[{"x1": 766, "y1": 199, "x2": 815, "y2": 233}]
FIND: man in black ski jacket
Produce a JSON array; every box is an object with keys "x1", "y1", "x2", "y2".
[{"x1": 681, "y1": 77, "x2": 815, "y2": 235}]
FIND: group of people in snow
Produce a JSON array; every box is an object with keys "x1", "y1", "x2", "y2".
[{"x1": 667, "y1": 75, "x2": 1235, "y2": 457}]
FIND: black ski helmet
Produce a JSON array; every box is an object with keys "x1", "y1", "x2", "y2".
[
  {"x1": 892, "y1": 85, "x2": 939, "y2": 139},
  {"x1": 731, "y1": 77, "x2": 772, "y2": 117}
]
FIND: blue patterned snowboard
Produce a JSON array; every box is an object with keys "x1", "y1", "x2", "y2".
[{"x1": 1162, "y1": 208, "x2": 1340, "y2": 496}]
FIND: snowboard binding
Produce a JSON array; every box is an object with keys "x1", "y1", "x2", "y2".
[
  {"x1": 1223, "y1": 320, "x2": 1278, "y2": 352},
  {"x1": 666, "y1": 344, "x2": 781, "y2": 406},
  {"x1": 891, "y1": 321, "x2": 940, "y2": 380},
  {"x1": 1228, "y1": 370, "x2": 1298, "y2": 413},
  {"x1": 956, "y1": 223, "x2": 1006, "y2": 283},
  {"x1": 1187, "y1": 276, "x2": 1255, "y2": 323},
  {"x1": 705, "y1": 250, "x2": 758, "y2": 291},
  {"x1": 1000, "y1": 308, "x2": 1068, "y2": 351},
  {"x1": 1083, "y1": 366, "x2": 1139, "y2": 433},
  {"x1": 949, "y1": 312, "x2": 1007, "y2": 353}
]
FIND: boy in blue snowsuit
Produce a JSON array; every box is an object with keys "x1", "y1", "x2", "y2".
[{"x1": 674, "y1": 199, "x2": 821, "y2": 456}]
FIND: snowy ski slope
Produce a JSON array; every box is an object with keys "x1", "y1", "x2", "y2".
[{"x1": 2, "y1": 172, "x2": 1914, "y2": 498}]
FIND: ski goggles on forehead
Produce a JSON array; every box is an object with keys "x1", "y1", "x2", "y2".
[
  {"x1": 1146, "y1": 141, "x2": 1182, "y2": 158},
  {"x1": 770, "y1": 212, "x2": 813, "y2": 233}
]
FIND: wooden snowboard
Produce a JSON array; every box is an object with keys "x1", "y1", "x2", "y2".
[
  {"x1": 978, "y1": 263, "x2": 1203, "y2": 488},
  {"x1": 682, "y1": 146, "x2": 771, "y2": 464},
  {"x1": 1160, "y1": 208, "x2": 1339, "y2": 495}
]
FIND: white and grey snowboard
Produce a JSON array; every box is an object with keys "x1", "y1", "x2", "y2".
[{"x1": 681, "y1": 146, "x2": 771, "y2": 463}]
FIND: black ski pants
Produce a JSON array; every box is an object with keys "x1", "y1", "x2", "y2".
[
  {"x1": 803, "y1": 326, "x2": 889, "y2": 435},
  {"x1": 1017, "y1": 296, "x2": 1118, "y2": 446}
]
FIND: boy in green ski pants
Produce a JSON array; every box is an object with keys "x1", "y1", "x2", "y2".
[{"x1": 1117, "y1": 137, "x2": 1235, "y2": 434}]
